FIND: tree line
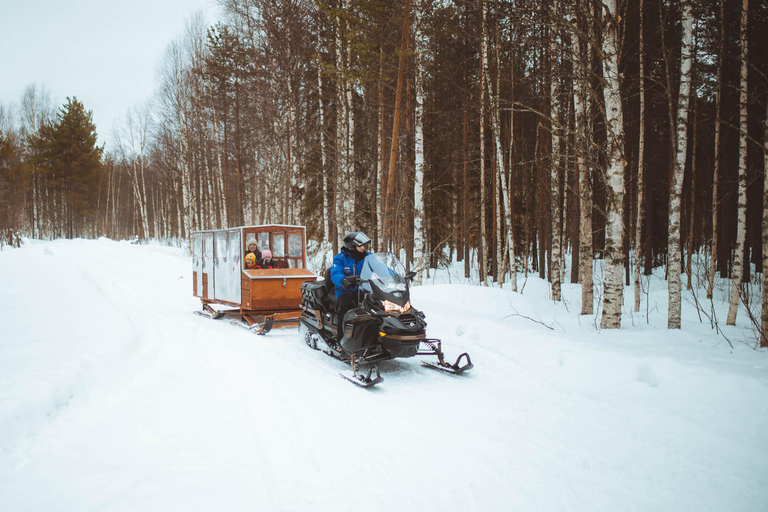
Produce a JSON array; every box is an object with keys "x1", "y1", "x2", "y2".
[{"x1": 0, "y1": 0, "x2": 767, "y2": 344}]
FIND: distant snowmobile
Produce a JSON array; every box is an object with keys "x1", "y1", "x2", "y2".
[{"x1": 299, "y1": 252, "x2": 472, "y2": 387}]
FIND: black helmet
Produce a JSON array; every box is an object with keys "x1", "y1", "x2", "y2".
[{"x1": 343, "y1": 231, "x2": 371, "y2": 251}]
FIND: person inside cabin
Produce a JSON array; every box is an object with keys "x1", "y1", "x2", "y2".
[
  {"x1": 245, "y1": 237, "x2": 261, "y2": 269},
  {"x1": 331, "y1": 231, "x2": 372, "y2": 326},
  {"x1": 258, "y1": 249, "x2": 276, "y2": 269}
]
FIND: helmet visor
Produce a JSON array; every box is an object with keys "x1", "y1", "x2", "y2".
[{"x1": 352, "y1": 232, "x2": 371, "y2": 246}]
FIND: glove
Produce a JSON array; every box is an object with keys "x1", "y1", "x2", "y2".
[{"x1": 342, "y1": 276, "x2": 360, "y2": 289}]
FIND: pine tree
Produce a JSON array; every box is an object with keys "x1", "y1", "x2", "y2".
[{"x1": 34, "y1": 97, "x2": 103, "y2": 238}]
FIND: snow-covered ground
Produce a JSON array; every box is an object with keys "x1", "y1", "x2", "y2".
[{"x1": 1, "y1": 238, "x2": 766, "y2": 511}]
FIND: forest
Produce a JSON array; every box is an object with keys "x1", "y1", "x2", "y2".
[{"x1": 0, "y1": 0, "x2": 766, "y2": 342}]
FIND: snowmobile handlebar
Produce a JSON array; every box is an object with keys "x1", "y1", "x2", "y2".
[{"x1": 341, "y1": 275, "x2": 364, "y2": 289}]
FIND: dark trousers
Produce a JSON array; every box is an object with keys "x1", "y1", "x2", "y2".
[{"x1": 337, "y1": 291, "x2": 362, "y2": 327}]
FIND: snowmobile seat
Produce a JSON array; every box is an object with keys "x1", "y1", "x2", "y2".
[
  {"x1": 324, "y1": 268, "x2": 337, "y2": 307},
  {"x1": 324, "y1": 267, "x2": 335, "y2": 295}
]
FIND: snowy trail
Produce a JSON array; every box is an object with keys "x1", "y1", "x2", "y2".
[{"x1": 1, "y1": 239, "x2": 767, "y2": 511}]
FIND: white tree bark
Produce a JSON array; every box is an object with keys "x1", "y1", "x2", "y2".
[
  {"x1": 668, "y1": 0, "x2": 694, "y2": 329},
  {"x1": 413, "y1": 0, "x2": 426, "y2": 285},
  {"x1": 377, "y1": 48, "x2": 386, "y2": 249},
  {"x1": 345, "y1": 10, "x2": 356, "y2": 223},
  {"x1": 317, "y1": 59, "x2": 330, "y2": 241},
  {"x1": 484, "y1": 0, "x2": 515, "y2": 288},
  {"x1": 599, "y1": 0, "x2": 626, "y2": 329},
  {"x1": 209, "y1": 95, "x2": 228, "y2": 228},
  {"x1": 549, "y1": 0, "x2": 562, "y2": 301},
  {"x1": 480, "y1": 1, "x2": 489, "y2": 286},
  {"x1": 286, "y1": 23, "x2": 299, "y2": 225},
  {"x1": 335, "y1": 0, "x2": 350, "y2": 234},
  {"x1": 727, "y1": 0, "x2": 749, "y2": 326}
]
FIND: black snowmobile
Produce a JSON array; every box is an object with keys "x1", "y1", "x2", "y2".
[{"x1": 299, "y1": 252, "x2": 473, "y2": 387}]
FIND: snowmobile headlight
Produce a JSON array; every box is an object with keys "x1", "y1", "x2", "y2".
[{"x1": 381, "y1": 299, "x2": 411, "y2": 313}]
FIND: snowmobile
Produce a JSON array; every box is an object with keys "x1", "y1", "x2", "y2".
[{"x1": 299, "y1": 252, "x2": 473, "y2": 387}]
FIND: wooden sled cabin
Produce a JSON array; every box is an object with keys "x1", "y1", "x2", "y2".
[{"x1": 192, "y1": 224, "x2": 317, "y2": 334}]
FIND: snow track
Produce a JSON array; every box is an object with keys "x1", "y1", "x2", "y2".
[{"x1": 1, "y1": 239, "x2": 767, "y2": 511}]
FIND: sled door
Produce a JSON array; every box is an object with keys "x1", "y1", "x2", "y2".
[
  {"x1": 213, "y1": 228, "x2": 242, "y2": 306},
  {"x1": 192, "y1": 231, "x2": 213, "y2": 299}
]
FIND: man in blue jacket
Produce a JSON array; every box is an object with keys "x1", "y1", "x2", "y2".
[{"x1": 331, "y1": 231, "x2": 372, "y2": 326}]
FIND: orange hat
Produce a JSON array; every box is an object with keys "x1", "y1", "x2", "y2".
[{"x1": 245, "y1": 252, "x2": 257, "y2": 268}]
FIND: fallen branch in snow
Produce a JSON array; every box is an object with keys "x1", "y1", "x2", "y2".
[{"x1": 504, "y1": 306, "x2": 554, "y2": 331}]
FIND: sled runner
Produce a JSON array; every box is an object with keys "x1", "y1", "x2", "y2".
[{"x1": 192, "y1": 225, "x2": 317, "y2": 334}]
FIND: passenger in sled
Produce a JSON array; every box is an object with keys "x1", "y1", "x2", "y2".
[{"x1": 245, "y1": 237, "x2": 262, "y2": 269}]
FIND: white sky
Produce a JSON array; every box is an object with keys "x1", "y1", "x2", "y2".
[{"x1": 0, "y1": 0, "x2": 218, "y2": 149}]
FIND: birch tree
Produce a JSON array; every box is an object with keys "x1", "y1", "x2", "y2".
[
  {"x1": 335, "y1": 0, "x2": 351, "y2": 234},
  {"x1": 113, "y1": 104, "x2": 153, "y2": 241},
  {"x1": 599, "y1": 0, "x2": 626, "y2": 329},
  {"x1": 549, "y1": 0, "x2": 562, "y2": 301},
  {"x1": 479, "y1": 0, "x2": 489, "y2": 285},
  {"x1": 412, "y1": 0, "x2": 426, "y2": 284},
  {"x1": 727, "y1": 0, "x2": 749, "y2": 326},
  {"x1": 667, "y1": 0, "x2": 694, "y2": 329},
  {"x1": 19, "y1": 84, "x2": 53, "y2": 239}
]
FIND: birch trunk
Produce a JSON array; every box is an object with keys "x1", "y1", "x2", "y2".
[
  {"x1": 634, "y1": 0, "x2": 646, "y2": 312},
  {"x1": 708, "y1": 0, "x2": 725, "y2": 300},
  {"x1": 485, "y1": 0, "x2": 515, "y2": 287},
  {"x1": 377, "y1": 48, "x2": 386, "y2": 248},
  {"x1": 413, "y1": 0, "x2": 426, "y2": 284},
  {"x1": 479, "y1": 1, "x2": 489, "y2": 285},
  {"x1": 549, "y1": 0, "x2": 562, "y2": 301},
  {"x1": 317, "y1": 60, "x2": 330, "y2": 241},
  {"x1": 600, "y1": 0, "x2": 626, "y2": 329},
  {"x1": 287, "y1": 34, "x2": 299, "y2": 225},
  {"x1": 762, "y1": 100, "x2": 768, "y2": 347},
  {"x1": 727, "y1": 0, "x2": 749, "y2": 326},
  {"x1": 346, "y1": 13, "x2": 355, "y2": 223},
  {"x1": 335, "y1": 1, "x2": 349, "y2": 235},
  {"x1": 668, "y1": 0, "x2": 694, "y2": 329}
]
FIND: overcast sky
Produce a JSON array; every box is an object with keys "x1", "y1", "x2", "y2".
[{"x1": 0, "y1": 0, "x2": 218, "y2": 150}]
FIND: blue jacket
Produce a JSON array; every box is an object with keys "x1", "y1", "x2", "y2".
[{"x1": 330, "y1": 248, "x2": 370, "y2": 298}]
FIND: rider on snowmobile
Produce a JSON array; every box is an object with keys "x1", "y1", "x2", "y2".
[{"x1": 331, "y1": 231, "x2": 372, "y2": 324}]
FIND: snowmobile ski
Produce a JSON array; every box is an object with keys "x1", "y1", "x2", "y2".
[
  {"x1": 339, "y1": 366, "x2": 383, "y2": 387},
  {"x1": 422, "y1": 352, "x2": 474, "y2": 374}
]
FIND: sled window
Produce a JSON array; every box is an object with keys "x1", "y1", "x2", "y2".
[
  {"x1": 272, "y1": 234, "x2": 285, "y2": 257},
  {"x1": 288, "y1": 233, "x2": 302, "y2": 257},
  {"x1": 258, "y1": 232, "x2": 270, "y2": 253}
]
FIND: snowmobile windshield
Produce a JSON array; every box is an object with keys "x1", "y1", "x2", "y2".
[{"x1": 360, "y1": 252, "x2": 407, "y2": 295}]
